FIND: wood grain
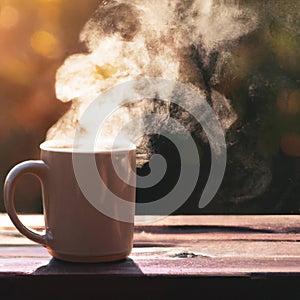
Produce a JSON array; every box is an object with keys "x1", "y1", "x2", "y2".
[{"x1": 1, "y1": 214, "x2": 300, "y2": 276}]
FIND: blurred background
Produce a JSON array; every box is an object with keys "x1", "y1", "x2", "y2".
[
  {"x1": 0, "y1": 0, "x2": 98, "y2": 212},
  {"x1": 0, "y1": 0, "x2": 299, "y2": 214}
]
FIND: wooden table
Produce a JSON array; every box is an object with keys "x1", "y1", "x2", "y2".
[{"x1": 1, "y1": 214, "x2": 300, "y2": 299}]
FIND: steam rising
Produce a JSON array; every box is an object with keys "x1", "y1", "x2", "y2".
[{"x1": 47, "y1": 0, "x2": 258, "y2": 162}]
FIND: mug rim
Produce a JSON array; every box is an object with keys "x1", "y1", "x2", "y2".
[{"x1": 40, "y1": 140, "x2": 136, "y2": 153}]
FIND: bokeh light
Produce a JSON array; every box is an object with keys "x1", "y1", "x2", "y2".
[
  {"x1": 0, "y1": 0, "x2": 299, "y2": 214},
  {"x1": 277, "y1": 90, "x2": 300, "y2": 115},
  {"x1": 0, "y1": 0, "x2": 98, "y2": 212},
  {"x1": 0, "y1": 5, "x2": 19, "y2": 29},
  {"x1": 30, "y1": 30, "x2": 61, "y2": 59},
  {"x1": 281, "y1": 134, "x2": 300, "y2": 157}
]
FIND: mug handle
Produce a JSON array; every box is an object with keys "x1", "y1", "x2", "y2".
[{"x1": 4, "y1": 160, "x2": 49, "y2": 247}]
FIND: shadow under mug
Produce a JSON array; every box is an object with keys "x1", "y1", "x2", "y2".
[{"x1": 4, "y1": 141, "x2": 136, "y2": 263}]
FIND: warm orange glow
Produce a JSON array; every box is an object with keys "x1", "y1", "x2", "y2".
[
  {"x1": 0, "y1": 5, "x2": 19, "y2": 29},
  {"x1": 0, "y1": 57, "x2": 33, "y2": 86},
  {"x1": 30, "y1": 30, "x2": 60, "y2": 59},
  {"x1": 38, "y1": 1, "x2": 61, "y2": 25},
  {"x1": 281, "y1": 134, "x2": 300, "y2": 157},
  {"x1": 38, "y1": 0, "x2": 62, "y2": 3},
  {"x1": 287, "y1": 90, "x2": 300, "y2": 114},
  {"x1": 277, "y1": 90, "x2": 300, "y2": 115}
]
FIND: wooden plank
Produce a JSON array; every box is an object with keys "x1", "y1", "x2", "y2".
[
  {"x1": 1, "y1": 232, "x2": 300, "y2": 275},
  {"x1": 1, "y1": 214, "x2": 300, "y2": 278},
  {"x1": 2, "y1": 227, "x2": 300, "y2": 246},
  {"x1": 1, "y1": 244, "x2": 300, "y2": 276},
  {"x1": 2, "y1": 214, "x2": 300, "y2": 232}
]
